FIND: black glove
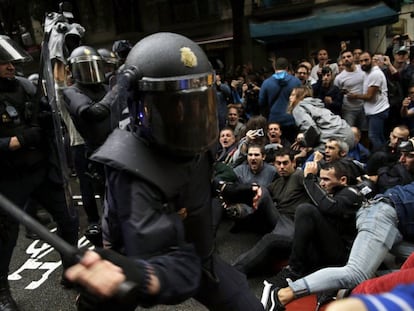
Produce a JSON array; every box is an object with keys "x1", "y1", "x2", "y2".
[
  {"x1": 220, "y1": 183, "x2": 256, "y2": 206},
  {"x1": 16, "y1": 127, "x2": 43, "y2": 148}
]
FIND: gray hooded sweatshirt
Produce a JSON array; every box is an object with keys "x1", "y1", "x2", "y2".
[{"x1": 292, "y1": 97, "x2": 354, "y2": 151}]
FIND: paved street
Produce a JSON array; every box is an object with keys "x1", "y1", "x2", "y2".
[{"x1": 8, "y1": 176, "x2": 267, "y2": 311}]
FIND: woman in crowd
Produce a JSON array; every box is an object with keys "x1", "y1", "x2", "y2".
[{"x1": 287, "y1": 86, "x2": 354, "y2": 151}]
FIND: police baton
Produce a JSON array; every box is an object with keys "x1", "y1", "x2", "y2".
[{"x1": 0, "y1": 193, "x2": 138, "y2": 304}]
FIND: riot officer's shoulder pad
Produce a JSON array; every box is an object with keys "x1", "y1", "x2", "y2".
[{"x1": 16, "y1": 76, "x2": 36, "y2": 96}]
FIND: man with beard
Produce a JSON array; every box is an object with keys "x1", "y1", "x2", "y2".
[
  {"x1": 312, "y1": 66, "x2": 343, "y2": 116},
  {"x1": 233, "y1": 148, "x2": 311, "y2": 275},
  {"x1": 334, "y1": 50, "x2": 366, "y2": 128},
  {"x1": 348, "y1": 51, "x2": 390, "y2": 151}
]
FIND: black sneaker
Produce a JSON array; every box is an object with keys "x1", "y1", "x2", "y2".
[
  {"x1": 315, "y1": 290, "x2": 337, "y2": 311},
  {"x1": 225, "y1": 204, "x2": 243, "y2": 219},
  {"x1": 268, "y1": 287, "x2": 286, "y2": 311},
  {"x1": 270, "y1": 266, "x2": 302, "y2": 288},
  {"x1": 84, "y1": 224, "x2": 103, "y2": 247},
  {"x1": 25, "y1": 229, "x2": 39, "y2": 240},
  {"x1": 0, "y1": 288, "x2": 19, "y2": 311}
]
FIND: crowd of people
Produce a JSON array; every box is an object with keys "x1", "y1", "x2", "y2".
[
  {"x1": 212, "y1": 35, "x2": 414, "y2": 310},
  {"x1": 1, "y1": 14, "x2": 414, "y2": 311}
]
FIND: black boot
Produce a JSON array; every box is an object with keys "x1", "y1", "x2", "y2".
[{"x1": 0, "y1": 277, "x2": 19, "y2": 311}]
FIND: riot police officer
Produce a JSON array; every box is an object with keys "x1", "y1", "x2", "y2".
[
  {"x1": 111, "y1": 39, "x2": 132, "y2": 67},
  {"x1": 65, "y1": 32, "x2": 264, "y2": 311},
  {"x1": 63, "y1": 46, "x2": 115, "y2": 246},
  {"x1": 97, "y1": 48, "x2": 119, "y2": 86},
  {"x1": 0, "y1": 35, "x2": 79, "y2": 311}
]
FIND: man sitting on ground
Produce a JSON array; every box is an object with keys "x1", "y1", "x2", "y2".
[{"x1": 233, "y1": 148, "x2": 311, "y2": 275}]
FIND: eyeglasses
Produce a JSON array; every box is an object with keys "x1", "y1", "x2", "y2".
[{"x1": 296, "y1": 71, "x2": 308, "y2": 75}]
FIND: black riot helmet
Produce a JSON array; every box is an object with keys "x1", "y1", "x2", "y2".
[
  {"x1": 112, "y1": 39, "x2": 132, "y2": 61},
  {"x1": 97, "y1": 48, "x2": 119, "y2": 73},
  {"x1": 0, "y1": 35, "x2": 32, "y2": 63},
  {"x1": 123, "y1": 32, "x2": 218, "y2": 156},
  {"x1": 68, "y1": 45, "x2": 105, "y2": 84}
]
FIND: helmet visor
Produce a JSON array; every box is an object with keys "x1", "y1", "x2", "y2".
[
  {"x1": 140, "y1": 86, "x2": 218, "y2": 155},
  {"x1": 71, "y1": 57, "x2": 106, "y2": 84},
  {"x1": 0, "y1": 35, "x2": 32, "y2": 63}
]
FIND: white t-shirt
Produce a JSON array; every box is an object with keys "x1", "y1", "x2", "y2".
[
  {"x1": 362, "y1": 66, "x2": 389, "y2": 116},
  {"x1": 334, "y1": 66, "x2": 365, "y2": 111}
]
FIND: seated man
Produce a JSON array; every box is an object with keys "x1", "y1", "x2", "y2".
[
  {"x1": 366, "y1": 137, "x2": 414, "y2": 194},
  {"x1": 265, "y1": 122, "x2": 291, "y2": 165},
  {"x1": 303, "y1": 138, "x2": 365, "y2": 181},
  {"x1": 226, "y1": 104, "x2": 246, "y2": 141},
  {"x1": 233, "y1": 148, "x2": 311, "y2": 275},
  {"x1": 225, "y1": 143, "x2": 278, "y2": 233},
  {"x1": 267, "y1": 179, "x2": 414, "y2": 311},
  {"x1": 366, "y1": 125, "x2": 410, "y2": 175},
  {"x1": 270, "y1": 160, "x2": 363, "y2": 289},
  {"x1": 303, "y1": 138, "x2": 349, "y2": 166},
  {"x1": 348, "y1": 127, "x2": 371, "y2": 165}
]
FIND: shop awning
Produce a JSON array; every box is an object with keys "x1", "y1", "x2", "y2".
[
  {"x1": 249, "y1": 2, "x2": 399, "y2": 42},
  {"x1": 194, "y1": 32, "x2": 233, "y2": 45}
]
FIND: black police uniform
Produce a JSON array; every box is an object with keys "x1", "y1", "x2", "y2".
[
  {"x1": 77, "y1": 32, "x2": 265, "y2": 311},
  {"x1": 91, "y1": 128, "x2": 264, "y2": 311},
  {"x1": 63, "y1": 82, "x2": 112, "y2": 152},
  {"x1": 62, "y1": 79, "x2": 115, "y2": 247},
  {"x1": 0, "y1": 76, "x2": 79, "y2": 308}
]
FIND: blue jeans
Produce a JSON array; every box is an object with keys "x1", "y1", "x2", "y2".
[
  {"x1": 366, "y1": 109, "x2": 389, "y2": 151},
  {"x1": 289, "y1": 201, "x2": 401, "y2": 297}
]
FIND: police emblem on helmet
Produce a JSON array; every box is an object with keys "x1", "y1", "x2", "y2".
[
  {"x1": 180, "y1": 47, "x2": 197, "y2": 68},
  {"x1": 123, "y1": 32, "x2": 218, "y2": 156}
]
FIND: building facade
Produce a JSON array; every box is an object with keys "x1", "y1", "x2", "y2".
[{"x1": 1, "y1": 0, "x2": 413, "y2": 75}]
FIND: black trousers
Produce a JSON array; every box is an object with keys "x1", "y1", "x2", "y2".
[
  {"x1": 72, "y1": 144, "x2": 100, "y2": 224},
  {"x1": 195, "y1": 255, "x2": 264, "y2": 311},
  {"x1": 233, "y1": 214, "x2": 294, "y2": 275},
  {"x1": 289, "y1": 203, "x2": 350, "y2": 276},
  {"x1": 0, "y1": 166, "x2": 79, "y2": 276}
]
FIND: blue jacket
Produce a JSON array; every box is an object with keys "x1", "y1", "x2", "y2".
[
  {"x1": 384, "y1": 182, "x2": 414, "y2": 241},
  {"x1": 258, "y1": 71, "x2": 301, "y2": 126}
]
